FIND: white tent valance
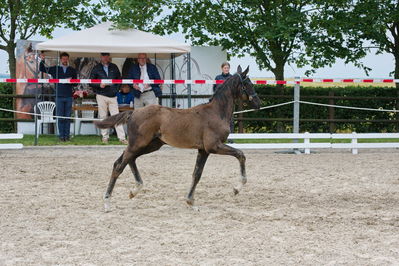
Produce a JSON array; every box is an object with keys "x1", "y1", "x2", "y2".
[{"x1": 36, "y1": 22, "x2": 191, "y2": 58}]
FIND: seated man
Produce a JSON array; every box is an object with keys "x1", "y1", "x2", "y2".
[{"x1": 116, "y1": 84, "x2": 134, "y2": 106}]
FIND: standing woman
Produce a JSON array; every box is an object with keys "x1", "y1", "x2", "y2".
[
  {"x1": 213, "y1": 62, "x2": 232, "y2": 93},
  {"x1": 213, "y1": 62, "x2": 234, "y2": 141}
]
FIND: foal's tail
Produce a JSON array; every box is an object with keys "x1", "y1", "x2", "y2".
[{"x1": 94, "y1": 111, "x2": 133, "y2": 129}]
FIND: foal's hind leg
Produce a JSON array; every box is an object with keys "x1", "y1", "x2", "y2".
[
  {"x1": 128, "y1": 138, "x2": 164, "y2": 199},
  {"x1": 208, "y1": 143, "x2": 246, "y2": 195},
  {"x1": 104, "y1": 150, "x2": 133, "y2": 212},
  {"x1": 186, "y1": 149, "x2": 209, "y2": 206},
  {"x1": 128, "y1": 159, "x2": 143, "y2": 199}
]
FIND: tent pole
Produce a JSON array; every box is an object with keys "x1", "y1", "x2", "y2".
[
  {"x1": 171, "y1": 53, "x2": 176, "y2": 108},
  {"x1": 187, "y1": 53, "x2": 191, "y2": 108},
  {"x1": 34, "y1": 49, "x2": 39, "y2": 145},
  {"x1": 155, "y1": 54, "x2": 160, "y2": 105},
  {"x1": 55, "y1": 51, "x2": 59, "y2": 138}
]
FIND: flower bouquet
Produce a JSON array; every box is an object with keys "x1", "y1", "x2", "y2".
[
  {"x1": 73, "y1": 90, "x2": 88, "y2": 99},
  {"x1": 73, "y1": 90, "x2": 89, "y2": 105}
]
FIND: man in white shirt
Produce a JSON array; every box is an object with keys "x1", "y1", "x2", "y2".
[{"x1": 128, "y1": 53, "x2": 162, "y2": 108}]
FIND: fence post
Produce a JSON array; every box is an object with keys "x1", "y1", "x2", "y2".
[
  {"x1": 304, "y1": 131, "x2": 310, "y2": 154},
  {"x1": 238, "y1": 99, "x2": 244, "y2": 133},
  {"x1": 396, "y1": 90, "x2": 399, "y2": 132},
  {"x1": 351, "y1": 132, "x2": 358, "y2": 155},
  {"x1": 329, "y1": 90, "x2": 336, "y2": 133},
  {"x1": 293, "y1": 77, "x2": 300, "y2": 134},
  {"x1": 292, "y1": 77, "x2": 301, "y2": 154}
]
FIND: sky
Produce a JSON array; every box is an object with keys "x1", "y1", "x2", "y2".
[{"x1": 0, "y1": 26, "x2": 395, "y2": 79}]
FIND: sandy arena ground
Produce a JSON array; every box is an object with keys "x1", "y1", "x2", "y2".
[{"x1": 0, "y1": 146, "x2": 399, "y2": 265}]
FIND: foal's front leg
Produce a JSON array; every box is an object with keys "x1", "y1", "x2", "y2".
[{"x1": 209, "y1": 143, "x2": 247, "y2": 195}]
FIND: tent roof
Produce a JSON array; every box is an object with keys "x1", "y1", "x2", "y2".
[{"x1": 36, "y1": 22, "x2": 191, "y2": 58}]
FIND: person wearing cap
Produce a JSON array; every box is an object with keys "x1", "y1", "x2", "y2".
[
  {"x1": 127, "y1": 53, "x2": 162, "y2": 108},
  {"x1": 90, "y1": 53, "x2": 127, "y2": 144},
  {"x1": 39, "y1": 52, "x2": 77, "y2": 142}
]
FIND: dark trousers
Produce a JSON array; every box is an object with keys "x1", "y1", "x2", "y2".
[{"x1": 56, "y1": 97, "x2": 72, "y2": 138}]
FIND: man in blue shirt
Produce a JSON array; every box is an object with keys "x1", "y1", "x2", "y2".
[
  {"x1": 39, "y1": 52, "x2": 77, "y2": 141},
  {"x1": 90, "y1": 53, "x2": 127, "y2": 144}
]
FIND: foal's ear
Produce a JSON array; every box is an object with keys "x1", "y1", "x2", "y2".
[
  {"x1": 242, "y1": 66, "x2": 249, "y2": 77},
  {"x1": 237, "y1": 65, "x2": 242, "y2": 74}
]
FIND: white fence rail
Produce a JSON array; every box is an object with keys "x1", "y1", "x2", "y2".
[
  {"x1": 227, "y1": 133, "x2": 399, "y2": 154},
  {"x1": 0, "y1": 134, "x2": 24, "y2": 150}
]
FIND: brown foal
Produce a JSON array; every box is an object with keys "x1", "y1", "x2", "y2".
[{"x1": 95, "y1": 66, "x2": 261, "y2": 212}]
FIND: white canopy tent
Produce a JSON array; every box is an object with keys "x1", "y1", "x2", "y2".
[
  {"x1": 35, "y1": 22, "x2": 192, "y2": 108},
  {"x1": 32, "y1": 22, "x2": 192, "y2": 145},
  {"x1": 36, "y1": 22, "x2": 191, "y2": 58}
]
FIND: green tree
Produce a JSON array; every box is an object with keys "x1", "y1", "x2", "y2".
[
  {"x1": 155, "y1": 0, "x2": 310, "y2": 83},
  {"x1": 348, "y1": 0, "x2": 399, "y2": 80},
  {"x1": 298, "y1": 1, "x2": 370, "y2": 75},
  {"x1": 101, "y1": 0, "x2": 170, "y2": 31},
  {"x1": 150, "y1": 0, "x2": 367, "y2": 85},
  {"x1": 107, "y1": 1, "x2": 373, "y2": 84},
  {"x1": 309, "y1": 0, "x2": 399, "y2": 86},
  {"x1": 0, "y1": 0, "x2": 98, "y2": 79}
]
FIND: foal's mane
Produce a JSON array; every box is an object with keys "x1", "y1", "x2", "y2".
[
  {"x1": 208, "y1": 74, "x2": 240, "y2": 119},
  {"x1": 210, "y1": 74, "x2": 240, "y2": 103}
]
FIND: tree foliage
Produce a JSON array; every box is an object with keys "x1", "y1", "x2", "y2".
[
  {"x1": 0, "y1": 0, "x2": 97, "y2": 78},
  {"x1": 152, "y1": 0, "x2": 370, "y2": 82},
  {"x1": 346, "y1": 0, "x2": 399, "y2": 79},
  {"x1": 101, "y1": 0, "x2": 170, "y2": 31},
  {"x1": 3, "y1": 0, "x2": 399, "y2": 84},
  {"x1": 309, "y1": 0, "x2": 399, "y2": 86},
  {"x1": 108, "y1": 0, "x2": 399, "y2": 83},
  {"x1": 155, "y1": 0, "x2": 315, "y2": 81}
]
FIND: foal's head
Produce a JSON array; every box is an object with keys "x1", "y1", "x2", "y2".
[{"x1": 235, "y1": 66, "x2": 261, "y2": 109}]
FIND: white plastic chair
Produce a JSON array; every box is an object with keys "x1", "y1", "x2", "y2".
[
  {"x1": 34, "y1": 101, "x2": 56, "y2": 137},
  {"x1": 77, "y1": 101, "x2": 100, "y2": 135}
]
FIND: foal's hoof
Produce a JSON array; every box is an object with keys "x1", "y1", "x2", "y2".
[
  {"x1": 233, "y1": 187, "x2": 240, "y2": 195},
  {"x1": 191, "y1": 206, "x2": 200, "y2": 212},
  {"x1": 186, "y1": 198, "x2": 194, "y2": 206},
  {"x1": 129, "y1": 191, "x2": 135, "y2": 199},
  {"x1": 185, "y1": 199, "x2": 200, "y2": 212},
  {"x1": 104, "y1": 199, "x2": 111, "y2": 213}
]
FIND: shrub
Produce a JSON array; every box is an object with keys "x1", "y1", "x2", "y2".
[
  {"x1": 236, "y1": 85, "x2": 399, "y2": 133},
  {"x1": 0, "y1": 84, "x2": 15, "y2": 133}
]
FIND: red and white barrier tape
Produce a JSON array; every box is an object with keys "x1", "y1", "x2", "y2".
[
  {"x1": 301, "y1": 78, "x2": 399, "y2": 83},
  {"x1": 0, "y1": 78, "x2": 229, "y2": 84},
  {"x1": 0, "y1": 78, "x2": 398, "y2": 84}
]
